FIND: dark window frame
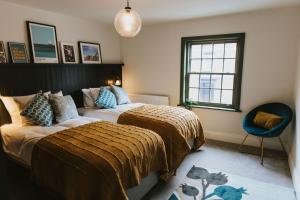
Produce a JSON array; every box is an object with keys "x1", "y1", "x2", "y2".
[{"x1": 180, "y1": 33, "x2": 245, "y2": 111}]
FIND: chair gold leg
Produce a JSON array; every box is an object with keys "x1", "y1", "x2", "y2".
[
  {"x1": 239, "y1": 134, "x2": 249, "y2": 152},
  {"x1": 278, "y1": 137, "x2": 285, "y2": 152},
  {"x1": 260, "y1": 137, "x2": 264, "y2": 165}
]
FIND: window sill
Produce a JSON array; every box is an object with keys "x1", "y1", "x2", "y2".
[{"x1": 179, "y1": 104, "x2": 241, "y2": 112}]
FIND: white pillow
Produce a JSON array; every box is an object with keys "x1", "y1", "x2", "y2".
[
  {"x1": 44, "y1": 91, "x2": 63, "y2": 99},
  {"x1": 0, "y1": 91, "x2": 63, "y2": 126},
  {"x1": 82, "y1": 89, "x2": 96, "y2": 108},
  {"x1": 0, "y1": 94, "x2": 35, "y2": 126},
  {"x1": 89, "y1": 88, "x2": 100, "y2": 102}
]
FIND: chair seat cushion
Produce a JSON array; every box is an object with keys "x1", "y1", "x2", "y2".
[
  {"x1": 253, "y1": 111, "x2": 282, "y2": 129},
  {"x1": 244, "y1": 125, "x2": 269, "y2": 136}
]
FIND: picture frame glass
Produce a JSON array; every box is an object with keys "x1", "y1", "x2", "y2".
[
  {"x1": 61, "y1": 42, "x2": 77, "y2": 64},
  {"x1": 79, "y1": 42, "x2": 102, "y2": 64},
  {"x1": 0, "y1": 41, "x2": 7, "y2": 63},
  {"x1": 8, "y1": 42, "x2": 29, "y2": 63},
  {"x1": 28, "y1": 22, "x2": 59, "y2": 63}
]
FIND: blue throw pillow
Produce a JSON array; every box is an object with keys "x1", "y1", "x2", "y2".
[
  {"x1": 95, "y1": 87, "x2": 117, "y2": 109},
  {"x1": 21, "y1": 92, "x2": 54, "y2": 127},
  {"x1": 110, "y1": 85, "x2": 131, "y2": 105}
]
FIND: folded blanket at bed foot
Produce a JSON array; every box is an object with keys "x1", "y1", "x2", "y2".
[
  {"x1": 31, "y1": 121, "x2": 169, "y2": 200},
  {"x1": 118, "y1": 104, "x2": 205, "y2": 171}
]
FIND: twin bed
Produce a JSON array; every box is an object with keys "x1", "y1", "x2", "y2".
[{"x1": 0, "y1": 90, "x2": 204, "y2": 200}]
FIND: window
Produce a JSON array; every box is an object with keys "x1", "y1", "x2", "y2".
[{"x1": 180, "y1": 33, "x2": 245, "y2": 111}]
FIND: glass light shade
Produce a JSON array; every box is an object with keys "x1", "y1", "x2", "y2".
[{"x1": 114, "y1": 8, "x2": 142, "y2": 38}]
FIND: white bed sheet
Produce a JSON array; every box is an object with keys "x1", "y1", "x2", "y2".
[
  {"x1": 78, "y1": 103, "x2": 195, "y2": 148},
  {"x1": 0, "y1": 116, "x2": 99, "y2": 166},
  {"x1": 78, "y1": 103, "x2": 144, "y2": 123}
]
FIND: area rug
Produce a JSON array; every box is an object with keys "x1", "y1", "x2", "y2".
[{"x1": 168, "y1": 165, "x2": 296, "y2": 200}]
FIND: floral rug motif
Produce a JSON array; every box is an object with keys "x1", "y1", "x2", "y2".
[{"x1": 168, "y1": 166, "x2": 296, "y2": 200}]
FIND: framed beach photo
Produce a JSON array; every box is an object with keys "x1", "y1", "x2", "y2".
[
  {"x1": 60, "y1": 42, "x2": 77, "y2": 64},
  {"x1": 8, "y1": 42, "x2": 30, "y2": 63},
  {"x1": 0, "y1": 41, "x2": 8, "y2": 63},
  {"x1": 27, "y1": 21, "x2": 59, "y2": 63},
  {"x1": 78, "y1": 41, "x2": 102, "y2": 64}
]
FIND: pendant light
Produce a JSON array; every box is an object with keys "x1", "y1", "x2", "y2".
[{"x1": 114, "y1": 0, "x2": 142, "y2": 38}]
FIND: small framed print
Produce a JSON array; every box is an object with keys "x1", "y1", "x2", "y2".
[
  {"x1": 8, "y1": 42, "x2": 30, "y2": 63},
  {"x1": 0, "y1": 41, "x2": 8, "y2": 63},
  {"x1": 60, "y1": 42, "x2": 77, "y2": 64},
  {"x1": 78, "y1": 41, "x2": 102, "y2": 64},
  {"x1": 27, "y1": 21, "x2": 59, "y2": 63}
]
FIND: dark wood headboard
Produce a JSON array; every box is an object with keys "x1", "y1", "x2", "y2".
[{"x1": 0, "y1": 63, "x2": 123, "y2": 125}]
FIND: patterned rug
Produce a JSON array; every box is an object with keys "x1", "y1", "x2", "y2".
[{"x1": 169, "y1": 165, "x2": 296, "y2": 200}]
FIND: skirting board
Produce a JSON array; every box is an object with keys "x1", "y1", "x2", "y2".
[
  {"x1": 204, "y1": 130, "x2": 283, "y2": 150},
  {"x1": 288, "y1": 154, "x2": 299, "y2": 200}
]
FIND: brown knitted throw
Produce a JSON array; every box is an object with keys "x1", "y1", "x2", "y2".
[
  {"x1": 31, "y1": 121, "x2": 168, "y2": 200},
  {"x1": 118, "y1": 105, "x2": 205, "y2": 171}
]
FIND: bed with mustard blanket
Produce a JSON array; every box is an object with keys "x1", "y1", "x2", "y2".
[
  {"x1": 31, "y1": 121, "x2": 168, "y2": 200},
  {"x1": 117, "y1": 104, "x2": 205, "y2": 171}
]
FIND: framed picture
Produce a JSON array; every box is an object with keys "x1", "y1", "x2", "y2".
[
  {"x1": 60, "y1": 42, "x2": 77, "y2": 64},
  {"x1": 0, "y1": 41, "x2": 8, "y2": 63},
  {"x1": 78, "y1": 41, "x2": 102, "y2": 64},
  {"x1": 26, "y1": 21, "x2": 59, "y2": 63},
  {"x1": 8, "y1": 42, "x2": 30, "y2": 63}
]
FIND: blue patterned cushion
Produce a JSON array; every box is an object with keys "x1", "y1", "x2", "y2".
[
  {"x1": 110, "y1": 85, "x2": 131, "y2": 105},
  {"x1": 95, "y1": 87, "x2": 117, "y2": 109},
  {"x1": 21, "y1": 92, "x2": 54, "y2": 127}
]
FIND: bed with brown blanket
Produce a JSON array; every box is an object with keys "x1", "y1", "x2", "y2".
[
  {"x1": 31, "y1": 121, "x2": 168, "y2": 200},
  {"x1": 79, "y1": 104, "x2": 205, "y2": 172}
]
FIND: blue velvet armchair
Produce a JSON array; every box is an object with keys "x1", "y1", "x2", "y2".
[{"x1": 240, "y1": 103, "x2": 293, "y2": 165}]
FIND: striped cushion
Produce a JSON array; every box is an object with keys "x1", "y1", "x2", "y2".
[
  {"x1": 21, "y1": 92, "x2": 54, "y2": 127},
  {"x1": 95, "y1": 87, "x2": 117, "y2": 109},
  {"x1": 111, "y1": 85, "x2": 131, "y2": 105}
]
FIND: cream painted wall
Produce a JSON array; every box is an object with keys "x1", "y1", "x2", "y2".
[
  {"x1": 290, "y1": 39, "x2": 300, "y2": 199},
  {"x1": 0, "y1": 1, "x2": 121, "y2": 63},
  {"x1": 121, "y1": 7, "x2": 300, "y2": 149}
]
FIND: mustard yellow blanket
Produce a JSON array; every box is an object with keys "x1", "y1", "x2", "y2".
[
  {"x1": 31, "y1": 121, "x2": 168, "y2": 200},
  {"x1": 118, "y1": 105, "x2": 205, "y2": 171}
]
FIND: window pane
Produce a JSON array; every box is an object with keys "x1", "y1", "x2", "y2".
[
  {"x1": 202, "y1": 44, "x2": 213, "y2": 58},
  {"x1": 210, "y1": 89, "x2": 221, "y2": 103},
  {"x1": 221, "y1": 90, "x2": 233, "y2": 104},
  {"x1": 224, "y1": 59, "x2": 236, "y2": 73},
  {"x1": 189, "y1": 74, "x2": 199, "y2": 88},
  {"x1": 191, "y1": 45, "x2": 202, "y2": 58},
  {"x1": 200, "y1": 75, "x2": 211, "y2": 88},
  {"x1": 222, "y1": 75, "x2": 234, "y2": 89},
  {"x1": 225, "y1": 43, "x2": 237, "y2": 58},
  {"x1": 211, "y1": 75, "x2": 222, "y2": 89},
  {"x1": 213, "y1": 44, "x2": 224, "y2": 58},
  {"x1": 190, "y1": 60, "x2": 201, "y2": 72},
  {"x1": 212, "y1": 59, "x2": 223, "y2": 73},
  {"x1": 199, "y1": 89, "x2": 210, "y2": 102},
  {"x1": 201, "y1": 59, "x2": 212, "y2": 72},
  {"x1": 188, "y1": 88, "x2": 199, "y2": 101}
]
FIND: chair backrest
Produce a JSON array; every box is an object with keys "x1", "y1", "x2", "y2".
[{"x1": 247, "y1": 102, "x2": 293, "y2": 126}]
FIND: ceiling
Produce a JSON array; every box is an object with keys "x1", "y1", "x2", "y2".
[{"x1": 2, "y1": 0, "x2": 300, "y2": 24}]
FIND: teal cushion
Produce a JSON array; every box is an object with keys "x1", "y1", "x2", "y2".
[
  {"x1": 21, "y1": 92, "x2": 54, "y2": 127},
  {"x1": 110, "y1": 85, "x2": 131, "y2": 105},
  {"x1": 95, "y1": 87, "x2": 117, "y2": 109}
]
